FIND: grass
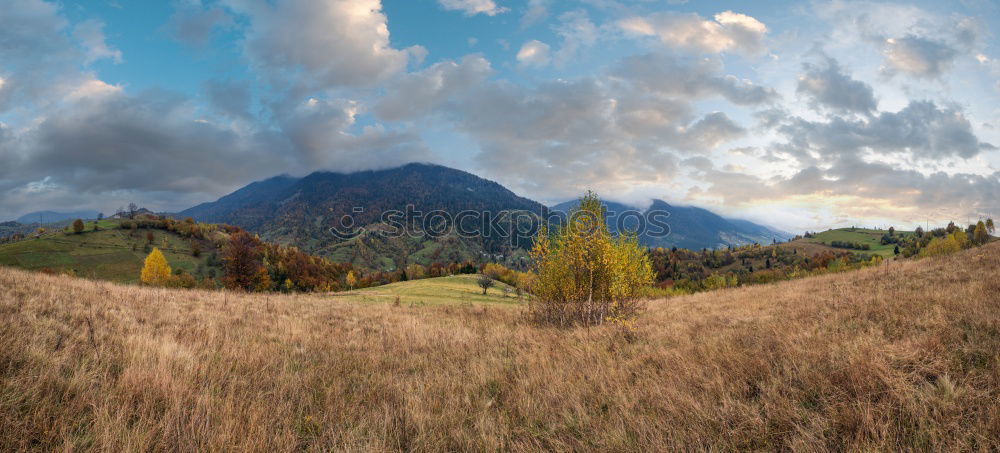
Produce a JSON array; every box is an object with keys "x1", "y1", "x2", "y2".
[
  {"x1": 799, "y1": 227, "x2": 912, "y2": 258},
  {"x1": 346, "y1": 274, "x2": 522, "y2": 306},
  {"x1": 0, "y1": 220, "x2": 214, "y2": 283},
  {"x1": 0, "y1": 243, "x2": 998, "y2": 450}
]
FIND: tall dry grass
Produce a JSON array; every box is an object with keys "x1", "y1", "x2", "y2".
[{"x1": 1, "y1": 244, "x2": 998, "y2": 451}]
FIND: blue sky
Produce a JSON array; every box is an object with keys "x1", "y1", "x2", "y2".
[{"x1": 1, "y1": 0, "x2": 998, "y2": 232}]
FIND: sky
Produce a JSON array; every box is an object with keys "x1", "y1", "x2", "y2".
[{"x1": 1, "y1": 0, "x2": 998, "y2": 232}]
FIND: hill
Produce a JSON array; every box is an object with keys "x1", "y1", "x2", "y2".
[
  {"x1": 551, "y1": 198, "x2": 790, "y2": 250},
  {"x1": 792, "y1": 227, "x2": 913, "y2": 258},
  {"x1": 1, "y1": 242, "x2": 996, "y2": 450},
  {"x1": 13, "y1": 210, "x2": 101, "y2": 224},
  {"x1": 179, "y1": 163, "x2": 548, "y2": 270},
  {"x1": 0, "y1": 218, "x2": 220, "y2": 283}
]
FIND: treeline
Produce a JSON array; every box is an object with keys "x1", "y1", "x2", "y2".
[{"x1": 829, "y1": 240, "x2": 870, "y2": 250}]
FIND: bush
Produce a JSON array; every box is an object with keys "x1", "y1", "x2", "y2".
[{"x1": 529, "y1": 192, "x2": 654, "y2": 327}]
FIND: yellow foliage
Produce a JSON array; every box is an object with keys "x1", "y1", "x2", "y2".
[
  {"x1": 140, "y1": 248, "x2": 172, "y2": 286},
  {"x1": 345, "y1": 271, "x2": 357, "y2": 290},
  {"x1": 921, "y1": 235, "x2": 961, "y2": 257},
  {"x1": 530, "y1": 191, "x2": 654, "y2": 326}
]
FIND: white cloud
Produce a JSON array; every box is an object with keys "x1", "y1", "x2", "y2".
[
  {"x1": 619, "y1": 10, "x2": 768, "y2": 56},
  {"x1": 222, "y1": 0, "x2": 410, "y2": 92},
  {"x1": 517, "y1": 40, "x2": 552, "y2": 67},
  {"x1": 375, "y1": 55, "x2": 492, "y2": 121},
  {"x1": 437, "y1": 0, "x2": 508, "y2": 16}
]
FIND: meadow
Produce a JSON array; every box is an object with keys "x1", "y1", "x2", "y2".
[
  {"x1": 800, "y1": 228, "x2": 910, "y2": 258},
  {"x1": 0, "y1": 243, "x2": 998, "y2": 451},
  {"x1": 0, "y1": 220, "x2": 212, "y2": 283}
]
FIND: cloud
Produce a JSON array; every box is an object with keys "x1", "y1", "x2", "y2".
[
  {"x1": 772, "y1": 101, "x2": 993, "y2": 163},
  {"x1": 6, "y1": 87, "x2": 288, "y2": 199},
  {"x1": 521, "y1": 0, "x2": 549, "y2": 28},
  {"x1": 619, "y1": 10, "x2": 768, "y2": 56},
  {"x1": 551, "y1": 10, "x2": 599, "y2": 66},
  {"x1": 694, "y1": 156, "x2": 1000, "y2": 223},
  {"x1": 816, "y1": 1, "x2": 983, "y2": 79},
  {"x1": 881, "y1": 36, "x2": 958, "y2": 78},
  {"x1": 796, "y1": 56, "x2": 877, "y2": 114},
  {"x1": 72, "y1": 19, "x2": 122, "y2": 64},
  {"x1": 204, "y1": 79, "x2": 254, "y2": 121},
  {"x1": 374, "y1": 55, "x2": 492, "y2": 122},
  {"x1": 437, "y1": 0, "x2": 508, "y2": 16},
  {"x1": 276, "y1": 97, "x2": 432, "y2": 171},
  {"x1": 613, "y1": 53, "x2": 778, "y2": 105},
  {"x1": 222, "y1": 0, "x2": 410, "y2": 92},
  {"x1": 517, "y1": 40, "x2": 552, "y2": 67},
  {"x1": 166, "y1": 3, "x2": 234, "y2": 47}
]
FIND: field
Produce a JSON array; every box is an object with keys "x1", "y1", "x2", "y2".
[
  {"x1": 0, "y1": 220, "x2": 213, "y2": 283},
  {"x1": 793, "y1": 227, "x2": 912, "y2": 258},
  {"x1": 347, "y1": 274, "x2": 521, "y2": 306},
  {"x1": 1, "y1": 243, "x2": 998, "y2": 450}
]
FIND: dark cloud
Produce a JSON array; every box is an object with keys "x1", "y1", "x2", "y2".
[
  {"x1": 204, "y1": 79, "x2": 254, "y2": 121},
  {"x1": 797, "y1": 57, "x2": 877, "y2": 114}
]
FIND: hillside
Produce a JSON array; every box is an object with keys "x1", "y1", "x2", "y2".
[
  {"x1": 179, "y1": 163, "x2": 548, "y2": 269},
  {"x1": 551, "y1": 198, "x2": 790, "y2": 250},
  {"x1": 0, "y1": 218, "x2": 219, "y2": 283},
  {"x1": 346, "y1": 274, "x2": 520, "y2": 306},
  {"x1": 12, "y1": 210, "x2": 101, "y2": 224},
  {"x1": 1, "y1": 243, "x2": 997, "y2": 450}
]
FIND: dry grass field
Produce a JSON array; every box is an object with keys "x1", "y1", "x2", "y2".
[{"x1": 1, "y1": 243, "x2": 998, "y2": 451}]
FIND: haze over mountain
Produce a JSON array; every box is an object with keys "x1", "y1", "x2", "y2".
[
  {"x1": 13, "y1": 211, "x2": 101, "y2": 225},
  {"x1": 180, "y1": 164, "x2": 788, "y2": 259},
  {"x1": 551, "y1": 199, "x2": 790, "y2": 250}
]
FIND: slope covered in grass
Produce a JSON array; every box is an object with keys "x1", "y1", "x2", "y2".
[
  {"x1": 346, "y1": 274, "x2": 521, "y2": 306},
  {"x1": 0, "y1": 244, "x2": 998, "y2": 450},
  {"x1": 0, "y1": 219, "x2": 215, "y2": 283}
]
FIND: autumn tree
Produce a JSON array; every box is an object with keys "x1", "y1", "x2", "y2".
[
  {"x1": 987, "y1": 218, "x2": 995, "y2": 235},
  {"x1": 141, "y1": 248, "x2": 172, "y2": 285},
  {"x1": 973, "y1": 221, "x2": 989, "y2": 245},
  {"x1": 345, "y1": 271, "x2": 358, "y2": 290},
  {"x1": 529, "y1": 191, "x2": 654, "y2": 327},
  {"x1": 72, "y1": 219, "x2": 85, "y2": 234},
  {"x1": 222, "y1": 231, "x2": 268, "y2": 292}
]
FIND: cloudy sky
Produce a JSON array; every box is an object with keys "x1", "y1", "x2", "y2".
[{"x1": 1, "y1": 0, "x2": 998, "y2": 231}]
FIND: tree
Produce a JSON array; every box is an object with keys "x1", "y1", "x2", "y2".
[
  {"x1": 141, "y1": 248, "x2": 172, "y2": 285},
  {"x1": 893, "y1": 245, "x2": 900, "y2": 256},
  {"x1": 128, "y1": 202, "x2": 138, "y2": 219},
  {"x1": 915, "y1": 226, "x2": 924, "y2": 237},
  {"x1": 987, "y1": 218, "x2": 995, "y2": 235},
  {"x1": 888, "y1": 226, "x2": 895, "y2": 236},
  {"x1": 146, "y1": 231, "x2": 154, "y2": 243},
  {"x1": 222, "y1": 231, "x2": 266, "y2": 292},
  {"x1": 345, "y1": 271, "x2": 358, "y2": 290},
  {"x1": 477, "y1": 273, "x2": 495, "y2": 295},
  {"x1": 72, "y1": 219, "x2": 84, "y2": 234},
  {"x1": 529, "y1": 191, "x2": 654, "y2": 326},
  {"x1": 973, "y1": 221, "x2": 989, "y2": 245},
  {"x1": 97, "y1": 212, "x2": 104, "y2": 221}
]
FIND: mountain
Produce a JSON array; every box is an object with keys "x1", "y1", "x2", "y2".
[
  {"x1": 551, "y1": 198, "x2": 791, "y2": 250},
  {"x1": 179, "y1": 163, "x2": 548, "y2": 269},
  {"x1": 14, "y1": 210, "x2": 101, "y2": 224}
]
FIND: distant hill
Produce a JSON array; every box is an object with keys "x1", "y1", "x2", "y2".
[
  {"x1": 14, "y1": 210, "x2": 101, "y2": 224},
  {"x1": 179, "y1": 163, "x2": 548, "y2": 270},
  {"x1": 550, "y1": 199, "x2": 791, "y2": 250}
]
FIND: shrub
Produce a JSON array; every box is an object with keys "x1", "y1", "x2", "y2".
[{"x1": 529, "y1": 192, "x2": 654, "y2": 327}]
